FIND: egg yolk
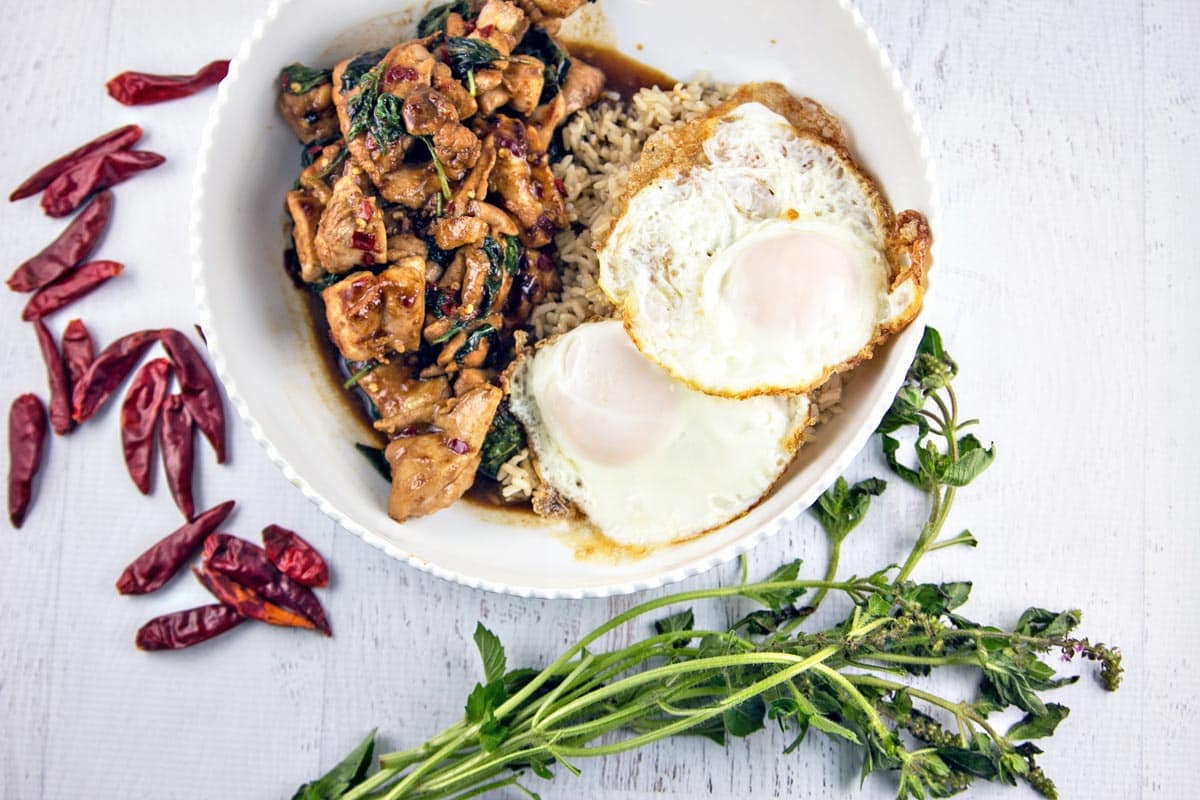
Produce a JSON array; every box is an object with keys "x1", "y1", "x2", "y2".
[
  {"x1": 542, "y1": 323, "x2": 680, "y2": 466},
  {"x1": 723, "y1": 229, "x2": 862, "y2": 341}
]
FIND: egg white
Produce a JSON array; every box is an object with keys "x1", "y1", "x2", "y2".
[
  {"x1": 598, "y1": 101, "x2": 922, "y2": 397},
  {"x1": 508, "y1": 320, "x2": 811, "y2": 546}
]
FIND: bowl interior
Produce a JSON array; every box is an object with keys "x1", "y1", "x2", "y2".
[{"x1": 192, "y1": 0, "x2": 934, "y2": 597}]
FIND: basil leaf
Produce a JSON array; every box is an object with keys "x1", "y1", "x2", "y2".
[
  {"x1": 652, "y1": 608, "x2": 695, "y2": 635},
  {"x1": 340, "y1": 48, "x2": 388, "y2": 94},
  {"x1": 722, "y1": 695, "x2": 766, "y2": 738},
  {"x1": 445, "y1": 37, "x2": 502, "y2": 79},
  {"x1": 290, "y1": 729, "x2": 376, "y2": 800},
  {"x1": 809, "y1": 714, "x2": 861, "y2": 744},
  {"x1": 936, "y1": 746, "x2": 999, "y2": 778},
  {"x1": 1007, "y1": 703, "x2": 1070, "y2": 741},
  {"x1": 454, "y1": 323, "x2": 497, "y2": 365},
  {"x1": 514, "y1": 27, "x2": 571, "y2": 104},
  {"x1": 503, "y1": 235, "x2": 522, "y2": 276},
  {"x1": 417, "y1": 0, "x2": 470, "y2": 37},
  {"x1": 371, "y1": 92, "x2": 407, "y2": 145},
  {"x1": 811, "y1": 476, "x2": 887, "y2": 543},
  {"x1": 280, "y1": 63, "x2": 332, "y2": 94},
  {"x1": 479, "y1": 404, "x2": 526, "y2": 479},
  {"x1": 473, "y1": 622, "x2": 507, "y2": 684}
]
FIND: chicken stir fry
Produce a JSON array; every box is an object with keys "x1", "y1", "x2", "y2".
[{"x1": 278, "y1": 0, "x2": 604, "y2": 522}]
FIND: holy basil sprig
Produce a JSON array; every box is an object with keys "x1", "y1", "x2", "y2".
[{"x1": 295, "y1": 326, "x2": 1122, "y2": 800}]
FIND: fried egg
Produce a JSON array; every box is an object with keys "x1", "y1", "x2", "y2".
[
  {"x1": 507, "y1": 320, "x2": 812, "y2": 546},
  {"x1": 597, "y1": 83, "x2": 930, "y2": 398}
]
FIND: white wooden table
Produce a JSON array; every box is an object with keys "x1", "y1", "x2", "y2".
[{"x1": 2, "y1": 1, "x2": 1197, "y2": 797}]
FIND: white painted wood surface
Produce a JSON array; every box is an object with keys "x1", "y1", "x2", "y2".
[{"x1": 1, "y1": 1, "x2": 1196, "y2": 797}]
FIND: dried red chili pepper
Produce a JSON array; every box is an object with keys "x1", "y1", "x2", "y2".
[
  {"x1": 9, "y1": 126, "x2": 141, "y2": 202},
  {"x1": 262, "y1": 524, "x2": 330, "y2": 588},
  {"x1": 115, "y1": 499, "x2": 235, "y2": 594},
  {"x1": 8, "y1": 394, "x2": 47, "y2": 528},
  {"x1": 203, "y1": 533, "x2": 332, "y2": 635},
  {"x1": 159, "y1": 329, "x2": 226, "y2": 464},
  {"x1": 192, "y1": 567, "x2": 316, "y2": 630},
  {"x1": 7, "y1": 192, "x2": 114, "y2": 292},
  {"x1": 106, "y1": 60, "x2": 230, "y2": 106},
  {"x1": 32, "y1": 320, "x2": 73, "y2": 435},
  {"x1": 41, "y1": 150, "x2": 165, "y2": 218},
  {"x1": 22, "y1": 260, "x2": 123, "y2": 321},
  {"x1": 135, "y1": 604, "x2": 243, "y2": 651},
  {"x1": 159, "y1": 395, "x2": 196, "y2": 520},
  {"x1": 60, "y1": 319, "x2": 95, "y2": 388},
  {"x1": 72, "y1": 329, "x2": 161, "y2": 423},
  {"x1": 120, "y1": 358, "x2": 171, "y2": 494}
]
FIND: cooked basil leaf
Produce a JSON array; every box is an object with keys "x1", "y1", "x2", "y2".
[
  {"x1": 514, "y1": 28, "x2": 570, "y2": 103},
  {"x1": 340, "y1": 48, "x2": 388, "y2": 94},
  {"x1": 454, "y1": 323, "x2": 497, "y2": 365},
  {"x1": 417, "y1": 0, "x2": 471, "y2": 37},
  {"x1": 503, "y1": 235, "x2": 521, "y2": 276},
  {"x1": 280, "y1": 63, "x2": 332, "y2": 95},
  {"x1": 479, "y1": 404, "x2": 526, "y2": 479},
  {"x1": 445, "y1": 37, "x2": 501, "y2": 79}
]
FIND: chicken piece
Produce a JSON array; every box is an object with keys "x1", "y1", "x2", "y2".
[
  {"x1": 502, "y1": 56, "x2": 545, "y2": 114},
  {"x1": 527, "y1": 93, "x2": 566, "y2": 148},
  {"x1": 391, "y1": 164, "x2": 444, "y2": 210},
  {"x1": 437, "y1": 249, "x2": 468, "y2": 293},
  {"x1": 356, "y1": 361, "x2": 442, "y2": 419},
  {"x1": 432, "y1": 62, "x2": 477, "y2": 119},
  {"x1": 461, "y1": 242, "x2": 511, "y2": 319},
  {"x1": 473, "y1": 201, "x2": 519, "y2": 236},
  {"x1": 387, "y1": 234, "x2": 428, "y2": 262},
  {"x1": 526, "y1": 57, "x2": 605, "y2": 147},
  {"x1": 332, "y1": 44, "x2": 436, "y2": 203},
  {"x1": 445, "y1": 11, "x2": 470, "y2": 37},
  {"x1": 431, "y1": 215, "x2": 489, "y2": 250},
  {"x1": 478, "y1": 88, "x2": 512, "y2": 117},
  {"x1": 513, "y1": 0, "x2": 588, "y2": 33},
  {"x1": 278, "y1": 83, "x2": 339, "y2": 144},
  {"x1": 522, "y1": 0, "x2": 589, "y2": 17},
  {"x1": 287, "y1": 190, "x2": 326, "y2": 282},
  {"x1": 469, "y1": 0, "x2": 529, "y2": 57},
  {"x1": 487, "y1": 116, "x2": 561, "y2": 246},
  {"x1": 473, "y1": 68, "x2": 504, "y2": 93},
  {"x1": 372, "y1": 374, "x2": 452, "y2": 434},
  {"x1": 453, "y1": 368, "x2": 492, "y2": 394},
  {"x1": 531, "y1": 157, "x2": 567, "y2": 227},
  {"x1": 314, "y1": 174, "x2": 384, "y2": 267},
  {"x1": 297, "y1": 144, "x2": 349, "y2": 205},
  {"x1": 314, "y1": 173, "x2": 388, "y2": 273},
  {"x1": 451, "y1": 137, "x2": 497, "y2": 206},
  {"x1": 506, "y1": 248, "x2": 561, "y2": 324},
  {"x1": 402, "y1": 86, "x2": 459, "y2": 136},
  {"x1": 561, "y1": 57, "x2": 605, "y2": 115},
  {"x1": 384, "y1": 384, "x2": 503, "y2": 521},
  {"x1": 433, "y1": 122, "x2": 482, "y2": 181},
  {"x1": 322, "y1": 258, "x2": 426, "y2": 361}
]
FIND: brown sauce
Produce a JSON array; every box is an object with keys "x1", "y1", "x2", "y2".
[
  {"x1": 564, "y1": 42, "x2": 676, "y2": 99},
  {"x1": 303, "y1": 44, "x2": 673, "y2": 518}
]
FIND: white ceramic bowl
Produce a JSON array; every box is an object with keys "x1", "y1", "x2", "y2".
[{"x1": 191, "y1": 0, "x2": 938, "y2": 598}]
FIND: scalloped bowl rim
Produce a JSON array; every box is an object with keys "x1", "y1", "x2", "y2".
[{"x1": 190, "y1": 0, "x2": 941, "y2": 599}]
